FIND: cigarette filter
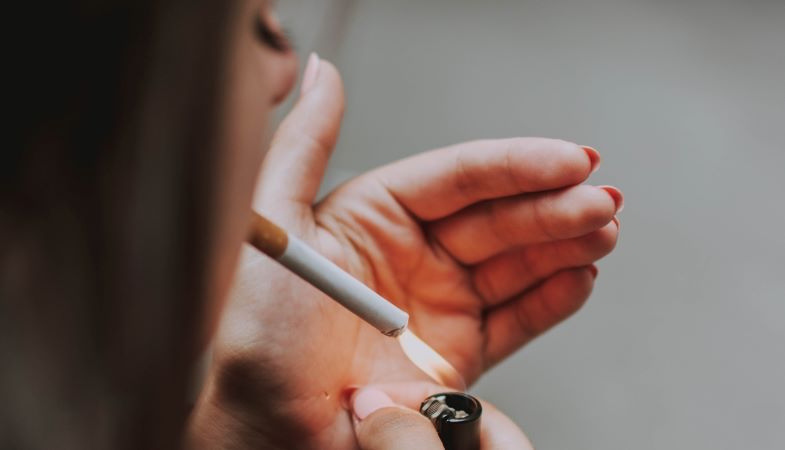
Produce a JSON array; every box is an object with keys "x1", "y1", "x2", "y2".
[{"x1": 247, "y1": 211, "x2": 409, "y2": 336}]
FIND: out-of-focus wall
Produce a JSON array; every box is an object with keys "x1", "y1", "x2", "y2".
[{"x1": 279, "y1": 1, "x2": 785, "y2": 448}]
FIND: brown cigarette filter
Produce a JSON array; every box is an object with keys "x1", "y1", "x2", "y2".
[
  {"x1": 247, "y1": 211, "x2": 288, "y2": 258},
  {"x1": 245, "y1": 210, "x2": 410, "y2": 337}
]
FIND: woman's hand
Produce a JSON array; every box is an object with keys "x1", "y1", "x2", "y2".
[
  {"x1": 349, "y1": 384, "x2": 533, "y2": 450},
  {"x1": 188, "y1": 56, "x2": 621, "y2": 449}
]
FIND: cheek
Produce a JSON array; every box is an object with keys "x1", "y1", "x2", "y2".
[{"x1": 202, "y1": 45, "x2": 275, "y2": 341}]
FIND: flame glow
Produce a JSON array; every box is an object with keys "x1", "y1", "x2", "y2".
[{"x1": 397, "y1": 329, "x2": 466, "y2": 390}]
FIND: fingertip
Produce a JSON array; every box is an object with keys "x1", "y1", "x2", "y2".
[
  {"x1": 556, "y1": 267, "x2": 596, "y2": 315},
  {"x1": 556, "y1": 139, "x2": 595, "y2": 184},
  {"x1": 351, "y1": 387, "x2": 397, "y2": 421},
  {"x1": 308, "y1": 58, "x2": 344, "y2": 97},
  {"x1": 512, "y1": 138, "x2": 594, "y2": 187},
  {"x1": 598, "y1": 185, "x2": 624, "y2": 214},
  {"x1": 350, "y1": 387, "x2": 444, "y2": 450},
  {"x1": 588, "y1": 218, "x2": 620, "y2": 255},
  {"x1": 261, "y1": 56, "x2": 346, "y2": 209},
  {"x1": 581, "y1": 145, "x2": 601, "y2": 175},
  {"x1": 527, "y1": 267, "x2": 596, "y2": 331},
  {"x1": 299, "y1": 52, "x2": 320, "y2": 97},
  {"x1": 551, "y1": 267, "x2": 596, "y2": 304},
  {"x1": 357, "y1": 407, "x2": 442, "y2": 450},
  {"x1": 291, "y1": 56, "x2": 345, "y2": 116},
  {"x1": 563, "y1": 185, "x2": 619, "y2": 233}
]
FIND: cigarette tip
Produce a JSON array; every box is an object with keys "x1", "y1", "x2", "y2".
[{"x1": 384, "y1": 325, "x2": 407, "y2": 338}]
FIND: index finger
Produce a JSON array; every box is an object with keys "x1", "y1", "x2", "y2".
[{"x1": 375, "y1": 138, "x2": 598, "y2": 220}]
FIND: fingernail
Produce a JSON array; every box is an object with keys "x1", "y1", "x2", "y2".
[
  {"x1": 300, "y1": 52, "x2": 321, "y2": 97},
  {"x1": 612, "y1": 216, "x2": 620, "y2": 229},
  {"x1": 599, "y1": 185, "x2": 624, "y2": 214},
  {"x1": 588, "y1": 265, "x2": 599, "y2": 279},
  {"x1": 582, "y1": 146, "x2": 601, "y2": 174},
  {"x1": 351, "y1": 387, "x2": 396, "y2": 422}
]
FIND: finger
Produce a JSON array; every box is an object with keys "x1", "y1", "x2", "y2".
[
  {"x1": 483, "y1": 267, "x2": 595, "y2": 369},
  {"x1": 480, "y1": 401, "x2": 534, "y2": 450},
  {"x1": 351, "y1": 387, "x2": 444, "y2": 450},
  {"x1": 359, "y1": 381, "x2": 448, "y2": 409},
  {"x1": 254, "y1": 53, "x2": 345, "y2": 213},
  {"x1": 473, "y1": 218, "x2": 619, "y2": 305},
  {"x1": 375, "y1": 138, "x2": 600, "y2": 221},
  {"x1": 431, "y1": 185, "x2": 622, "y2": 264}
]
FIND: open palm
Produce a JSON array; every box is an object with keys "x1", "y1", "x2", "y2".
[{"x1": 191, "y1": 60, "x2": 621, "y2": 449}]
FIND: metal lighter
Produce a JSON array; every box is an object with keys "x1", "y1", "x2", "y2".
[{"x1": 420, "y1": 392, "x2": 482, "y2": 450}]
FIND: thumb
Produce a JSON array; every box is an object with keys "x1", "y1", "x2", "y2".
[
  {"x1": 351, "y1": 387, "x2": 444, "y2": 450},
  {"x1": 255, "y1": 53, "x2": 345, "y2": 218}
]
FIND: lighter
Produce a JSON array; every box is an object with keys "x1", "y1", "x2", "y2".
[{"x1": 420, "y1": 392, "x2": 482, "y2": 450}]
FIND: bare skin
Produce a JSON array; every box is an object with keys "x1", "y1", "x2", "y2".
[{"x1": 188, "y1": 46, "x2": 622, "y2": 448}]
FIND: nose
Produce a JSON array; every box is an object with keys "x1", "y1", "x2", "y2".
[{"x1": 270, "y1": 50, "x2": 299, "y2": 105}]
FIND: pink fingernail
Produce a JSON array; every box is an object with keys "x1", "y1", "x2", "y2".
[
  {"x1": 582, "y1": 146, "x2": 601, "y2": 174},
  {"x1": 599, "y1": 185, "x2": 624, "y2": 214},
  {"x1": 612, "y1": 216, "x2": 620, "y2": 229},
  {"x1": 588, "y1": 265, "x2": 599, "y2": 279},
  {"x1": 300, "y1": 52, "x2": 321, "y2": 97},
  {"x1": 351, "y1": 387, "x2": 396, "y2": 421}
]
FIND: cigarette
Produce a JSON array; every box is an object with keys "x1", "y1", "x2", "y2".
[{"x1": 246, "y1": 211, "x2": 409, "y2": 337}]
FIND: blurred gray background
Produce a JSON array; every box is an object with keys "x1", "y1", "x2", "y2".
[{"x1": 278, "y1": 1, "x2": 785, "y2": 448}]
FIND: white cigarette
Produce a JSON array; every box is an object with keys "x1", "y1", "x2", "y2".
[{"x1": 247, "y1": 211, "x2": 409, "y2": 337}]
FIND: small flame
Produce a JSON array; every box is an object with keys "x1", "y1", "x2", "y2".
[{"x1": 397, "y1": 329, "x2": 466, "y2": 390}]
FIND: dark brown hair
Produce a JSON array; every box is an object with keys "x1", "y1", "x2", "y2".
[{"x1": 1, "y1": 1, "x2": 237, "y2": 448}]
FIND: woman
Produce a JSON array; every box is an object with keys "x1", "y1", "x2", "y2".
[{"x1": 2, "y1": 0, "x2": 622, "y2": 448}]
